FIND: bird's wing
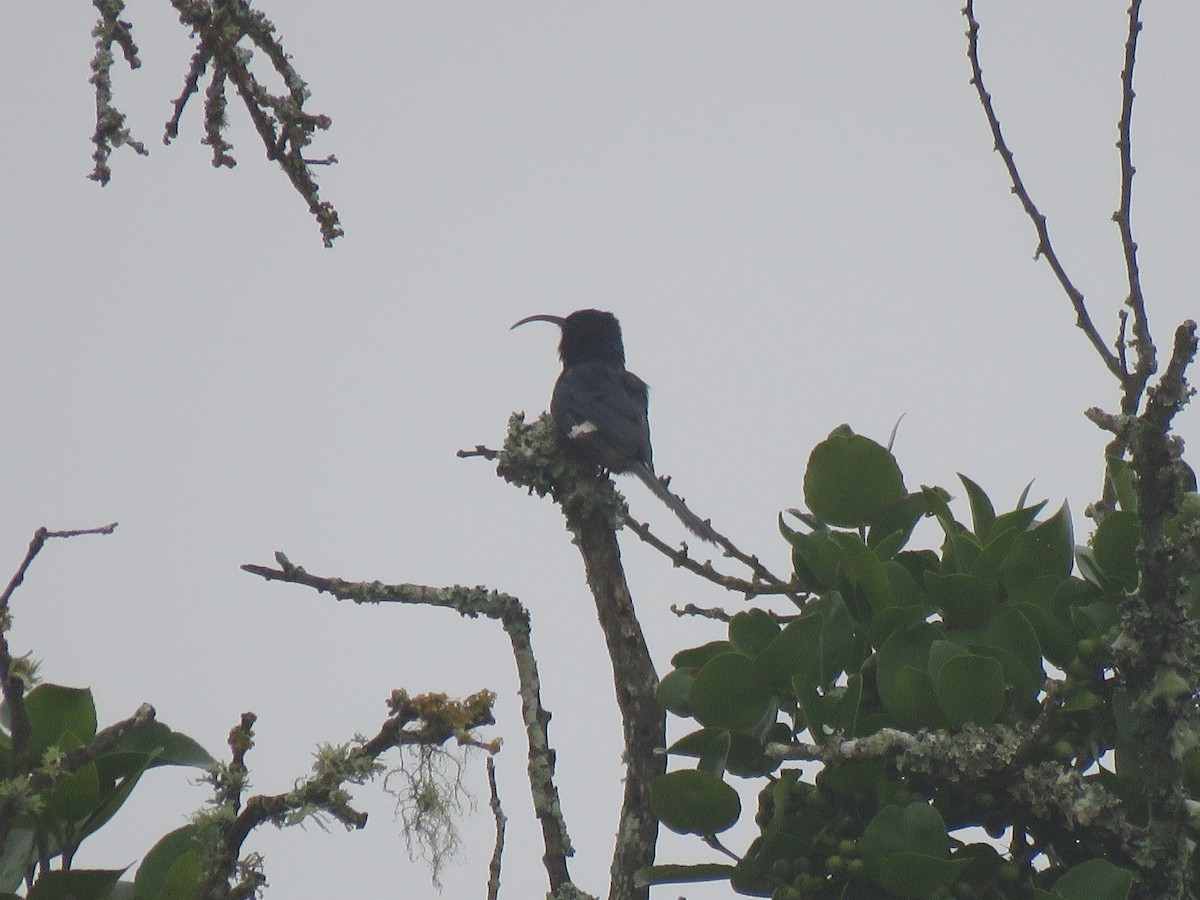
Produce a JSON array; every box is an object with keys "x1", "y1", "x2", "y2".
[{"x1": 550, "y1": 362, "x2": 652, "y2": 473}]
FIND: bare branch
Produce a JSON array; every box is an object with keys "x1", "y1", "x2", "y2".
[
  {"x1": 241, "y1": 555, "x2": 580, "y2": 895},
  {"x1": 962, "y1": 0, "x2": 1124, "y2": 381},
  {"x1": 1114, "y1": 0, "x2": 1156, "y2": 409},
  {"x1": 623, "y1": 516, "x2": 806, "y2": 605},
  {"x1": 485, "y1": 756, "x2": 505, "y2": 900}
]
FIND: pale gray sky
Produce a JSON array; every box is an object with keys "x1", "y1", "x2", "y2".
[{"x1": 3, "y1": 3, "x2": 1198, "y2": 897}]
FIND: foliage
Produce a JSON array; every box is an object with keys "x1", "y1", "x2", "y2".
[{"x1": 645, "y1": 426, "x2": 1199, "y2": 899}]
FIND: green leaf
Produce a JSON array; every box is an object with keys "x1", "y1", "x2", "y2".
[
  {"x1": 690, "y1": 654, "x2": 774, "y2": 732},
  {"x1": 109, "y1": 720, "x2": 217, "y2": 771},
  {"x1": 0, "y1": 828, "x2": 36, "y2": 891},
  {"x1": 971, "y1": 525, "x2": 1020, "y2": 585},
  {"x1": 650, "y1": 769, "x2": 741, "y2": 835},
  {"x1": 656, "y1": 669, "x2": 694, "y2": 717},
  {"x1": 135, "y1": 824, "x2": 209, "y2": 900},
  {"x1": 925, "y1": 572, "x2": 993, "y2": 628},
  {"x1": 959, "y1": 474, "x2": 997, "y2": 540},
  {"x1": 27, "y1": 868, "x2": 126, "y2": 899},
  {"x1": 19, "y1": 686, "x2": 98, "y2": 760},
  {"x1": 786, "y1": 526, "x2": 841, "y2": 592},
  {"x1": 635, "y1": 863, "x2": 735, "y2": 887},
  {"x1": 934, "y1": 653, "x2": 1005, "y2": 726},
  {"x1": 868, "y1": 604, "x2": 929, "y2": 650},
  {"x1": 728, "y1": 610, "x2": 780, "y2": 657},
  {"x1": 671, "y1": 641, "x2": 734, "y2": 669},
  {"x1": 1091, "y1": 510, "x2": 1140, "y2": 590},
  {"x1": 1052, "y1": 858, "x2": 1134, "y2": 900},
  {"x1": 1014, "y1": 601, "x2": 1077, "y2": 668},
  {"x1": 876, "y1": 624, "x2": 941, "y2": 728},
  {"x1": 1002, "y1": 502, "x2": 1074, "y2": 596},
  {"x1": 666, "y1": 728, "x2": 730, "y2": 767},
  {"x1": 1107, "y1": 457, "x2": 1138, "y2": 513},
  {"x1": 755, "y1": 612, "x2": 824, "y2": 696},
  {"x1": 48, "y1": 761, "x2": 101, "y2": 823},
  {"x1": 804, "y1": 429, "x2": 907, "y2": 528},
  {"x1": 830, "y1": 532, "x2": 893, "y2": 610},
  {"x1": 726, "y1": 726, "x2": 787, "y2": 778},
  {"x1": 860, "y1": 802, "x2": 949, "y2": 867},
  {"x1": 868, "y1": 489, "x2": 944, "y2": 553},
  {"x1": 878, "y1": 853, "x2": 971, "y2": 898},
  {"x1": 883, "y1": 560, "x2": 923, "y2": 606}
]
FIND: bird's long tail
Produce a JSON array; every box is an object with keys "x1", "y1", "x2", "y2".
[{"x1": 629, "y1": 462, "x2": 720, "y2": 544}]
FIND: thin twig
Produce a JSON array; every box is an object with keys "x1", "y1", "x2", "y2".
[
  {"x1": 1114, "y1": 0, "x2": 1156, "y2": 412},
  {"x1": 623, "y1": 517, "x2": 806, "y2": 604},
  {"x1": 242, "y1": 555, "x2": 578, "y2": 894},
  {"x1": 485, "y1": 756, "x2": 505, "y2": 900},
  {"x1": 962, "y1": 0, "x2": 1124, "y2": 382}
]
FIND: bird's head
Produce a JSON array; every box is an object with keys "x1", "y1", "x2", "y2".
[{"x1": 511, "y1": 309, "x2": 626, "y2": 368}]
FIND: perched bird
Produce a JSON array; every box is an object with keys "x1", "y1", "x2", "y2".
[{"x1": 511, "y1": 308, "x2": 719, "y2": 544}]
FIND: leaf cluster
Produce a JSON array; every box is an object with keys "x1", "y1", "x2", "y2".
[{"x1": 645, "y1": 426, "x2": 1199, "y2": 899}]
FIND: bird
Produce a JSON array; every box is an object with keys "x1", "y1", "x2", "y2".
[{"x1": 511, "y1": 308, "x2": 719, "y2": 544}]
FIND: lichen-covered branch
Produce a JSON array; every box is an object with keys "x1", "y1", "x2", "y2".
[
  {"x1": 493, "y1": 412, "x2": 663, "y2": 900},
  {"x1": 88, "y1": 0, "x2": 342, "y2": 246},
  {"x1": 240, "y1": 553, "x2": 582, "y2": 896},
  {"x1": 198, "y1": 690, "x2": 496, "y2": 898}
]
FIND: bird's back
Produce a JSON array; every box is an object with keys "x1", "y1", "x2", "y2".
[{"x1": 550, "y1": 361, "x2": 653, "y2": 474}]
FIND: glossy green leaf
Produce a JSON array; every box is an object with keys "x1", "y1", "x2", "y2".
[
  {"x1": 666, "y1": 727, "x2": 730, "y2": 765},
  {"x1": 48, "y1": 761, "x2": 101, "y2": 823},
  {"x1": 868, "y1": 489, "x2": 942, "y2": 553},
  {"x1": 108, "y1": 720, "x2": 217, "y2": 771},
  {"x1": 1052, "y1": 858, "x2": 1133, "y2": 900},
  {"x1": 971, "y1": 525, "x2": 1020, "y2": 585},
  {"x1": 728, "y1": 609, "x2": 780, "y2": 657},
  {"x1": 1014, "y1": 602, "x2": 1077, "y2": 668},
  {"x1": 0, "y1": 828, "x2": 36, "y2": 892},
  {"x1": 868, "y1": 604, "x2": 929, "y2": 649},
  {"x1": 27, "y1": 868, "x2": 125, "y2": 899},
  {"x1": 650, "y1": 769, "x2": 741, "y2": 835},
  {"x1": 878, "y1": 853, "x2": 971, "y2": 898},
  {"x1": 804, "y1": 429, "x2": 907, "y2": 528},
  {"x1": 992, "y1": 499, "x2": 1047, "y2": 538},
  {"x1": 934, "y1": 653, "x2": 1005, "y2": 726},
  {"x1": 787, "y1": 526, "x2": 841, "y2": 592},
  {"x1": 830, "y1": 532, "x2": 893, "y2": 610},
  {"x1": 690, "y1": 654, "x2": 774, "y2": 732},
  {"x1": 1002, "y1": 502, "x2": 1074, "y2": 595},
  {"x1": 726, "y1": 727, "x2": 787, "y2": 778},
  {"x1": 883, "y1": 560, "x2": 923, "y2": 606},
  {"x1": 135, "y1": 825, "x2": 209, "y2": 900},
  {"x1": 755, "y1": 612, "x2": 824, "y2": 696},
  {"x1": 1091, "y1": 510, "x2": 1140, "y2": 590},
  {"x1": 959, "y1": 473, "x2": 997, "y2": 540},
  {"x1": 805, "y1": 591, "x2": 859, "y2": 684},
  {"x1": 656, "y1": 669, "x2": 694, "y2": 717},
  {"x1": 672, "y1": 641, "x2": 734, "y2": 670},
  {"x1": 21, "y1": 686, "x2": 98, "y2": 760},
  {"x1": 925, "y1": 572, "x2": 992, "y2": 628},
  {"x1": 876, "y1": 624, "x2": 941, "y2": 726},
  {"x1": 860, "y1": 802, "x2": 949, "y2": 867},
  {"x1": 1107, "y1": 457, "x2": 1138, "y2": 513}
]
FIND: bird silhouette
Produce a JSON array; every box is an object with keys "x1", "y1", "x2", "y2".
[{"x1": 512, "y1": 308, "x2": 719, "y2": 544}]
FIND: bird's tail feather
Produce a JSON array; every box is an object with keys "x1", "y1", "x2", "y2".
[{"x1": 630, "y1": 463, "x2": 720, "y2": 544}]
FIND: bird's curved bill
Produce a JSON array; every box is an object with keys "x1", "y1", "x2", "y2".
[{"x1": 510, "y1": 314, "x2": 566, "y2": 330}]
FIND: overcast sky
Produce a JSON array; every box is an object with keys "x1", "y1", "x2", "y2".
[{"x1": 3, "y1": 2, "x2": 1198, "y2": 897}]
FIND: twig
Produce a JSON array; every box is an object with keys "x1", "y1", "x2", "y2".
[
  {"x1": 623, "y1": 517, "x2": 806, "y2": 605},
  {"x1": 241, "y1": 554, "x2": 579, "y2": 895},
  {"x1": 962, "y1": 0, "x2": 1124, "y2": 382},
  {"x1": 485, "y1": 756, "x2": 505, "y2": 900},
  {"x1": 1113, "y1": 0, "x2": 1156, "y2": 411}
]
